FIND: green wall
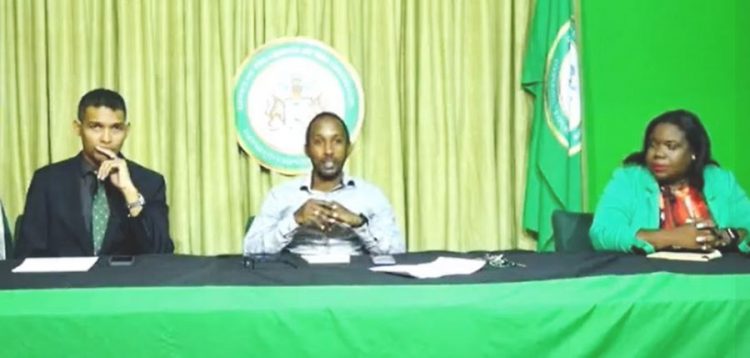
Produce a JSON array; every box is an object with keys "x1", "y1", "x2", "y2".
[{"x1": 580, "y1": 0, "x2": 749, "y2": 207}]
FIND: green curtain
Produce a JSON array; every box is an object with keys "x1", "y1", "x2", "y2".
[{"x1": 0, "y1": 0, "x2": 536, "y2": 254}]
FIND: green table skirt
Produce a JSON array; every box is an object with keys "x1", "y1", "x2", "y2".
[{"x1": 1, "y1": 272, "x2": 748, "y2": 357}]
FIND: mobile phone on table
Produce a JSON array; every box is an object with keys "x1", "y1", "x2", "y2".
[
  {"x1": 108, "y1": 255, "x2": 135, "y2": 266},
  {"x1": 371, "y1": 255, "x2": 396, "y2": 265}
]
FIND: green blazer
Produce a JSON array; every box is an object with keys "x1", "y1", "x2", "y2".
[{"x1": 590, "y1": 165, "x2": 750, "y2": 253}]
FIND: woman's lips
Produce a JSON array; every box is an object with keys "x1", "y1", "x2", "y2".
[{"x1": 650, "y1": 164, "x2": 668, "y2": 173}]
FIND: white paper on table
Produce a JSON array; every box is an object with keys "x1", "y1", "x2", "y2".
[
  {"x1": 647, "y1": 250, "x2": 722, "y2": 262},
  {"x1": 301, "y1": 253, "x2": 351, "y2": 264},
  {"x1": 12, "y1": 257, "x2": 99, "y2": 273},
  {"x1": 369, "y1": 256, "x2": 486, "y2": 279}
]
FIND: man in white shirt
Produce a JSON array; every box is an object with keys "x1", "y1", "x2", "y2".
[{"x1": 243, "y1": 112, "x2": 404, "y2": 255}]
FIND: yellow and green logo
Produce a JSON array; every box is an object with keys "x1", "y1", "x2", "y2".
[
  {"x1": 545, "y1": 21, "x2": 581, "y2": 155},
  {"x1": 234, "y1": 38, "x2": 364, "y2": 174}
]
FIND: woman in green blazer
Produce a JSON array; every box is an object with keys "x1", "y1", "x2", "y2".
[{"x1": 590, "y1": 110, "x2": 750, "y2": 254}]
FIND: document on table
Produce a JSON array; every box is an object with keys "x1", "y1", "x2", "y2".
[
  {"x1": 301, "y1": 253, "x2": 351, "y2": 264},
  {"x1": 370, "y1": 256, "x2": 486, "y2": 279},
  {"x1": 647, "y1": 250, "x2": 722, "y2": 262},
  {"x1": 12, "y1": 257, "x2": 99, "y2": 273}
]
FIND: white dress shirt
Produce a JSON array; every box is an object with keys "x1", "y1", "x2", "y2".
[{"x1": 243, "y1": 175, "x2": 404, "y2": 255}]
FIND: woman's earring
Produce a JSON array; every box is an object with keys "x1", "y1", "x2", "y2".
[{"x1": 691, "y1": 154, "x2": 696, "y2": 160}]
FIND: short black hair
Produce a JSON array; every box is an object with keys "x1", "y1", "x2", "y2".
[
  {"x1": 77, "y1": 88, "x2": 127, "y2": 122},
  {"x1": 623, "y1": 109, "x2": 718, "y2": 189},
  {"x1": 304, "y1": 111, "x2": 350, "y2": 146}
]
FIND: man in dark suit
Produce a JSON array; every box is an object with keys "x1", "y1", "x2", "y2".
[{"x1": 15, "y1": 88, "x2": 174, "y2": 258}]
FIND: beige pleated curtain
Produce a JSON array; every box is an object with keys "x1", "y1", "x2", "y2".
[{"x1": 0, "y1": 0, "x2": 535, "y2": 254}]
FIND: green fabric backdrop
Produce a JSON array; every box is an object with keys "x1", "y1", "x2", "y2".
[
  {"x1": 580, "y1": 0, "x2": 750, "y2": 206},
  {"x1": 0, "y1": 0, "x2": 536, "y2": 254}
]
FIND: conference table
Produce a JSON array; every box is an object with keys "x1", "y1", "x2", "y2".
[{"x1": 1, "y1": 251, "x2": 748, "y2": 357}]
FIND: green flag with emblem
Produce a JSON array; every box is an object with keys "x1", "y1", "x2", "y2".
[{"x1": 522, "y1": 0, "x2": 584, "y2": 252}]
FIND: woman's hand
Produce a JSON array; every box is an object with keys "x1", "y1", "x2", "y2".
[{"x1": 637, "y1": 220, "x2": 717, "y2": 251}]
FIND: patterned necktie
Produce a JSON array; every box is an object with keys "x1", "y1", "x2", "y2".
[{"x1": 91, "y1": 180, "x2": 110, "y2": 255}]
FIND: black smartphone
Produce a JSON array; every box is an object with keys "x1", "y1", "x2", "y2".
[{"x1": 108, "y1": 255, "x2": 135, "y2": 266}]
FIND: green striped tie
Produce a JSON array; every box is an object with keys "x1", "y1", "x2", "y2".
[{"x1": 92, "y1": 181, "x2": 109, "y2": 254}]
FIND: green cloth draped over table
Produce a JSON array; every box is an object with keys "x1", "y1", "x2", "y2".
[{"x1": 1, "y1": 273, "x2": 748, "y2": 356}]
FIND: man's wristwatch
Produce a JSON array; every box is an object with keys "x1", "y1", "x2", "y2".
[
  {"x1": 353, "y1": 213, "x2": 368, "y2": 228},
  {"x1": 127, "y1": 193, "x2": 146, "y2": 210}
]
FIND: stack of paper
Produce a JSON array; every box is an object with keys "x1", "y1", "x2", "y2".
[
  {"x1": 301, "y1": 253, "x2": 351, "y2": 264},
  {"x1": 647, "y1": 250, "x2": 722, "y2": 262},
  {"x1": 12, "y1": 257, "x2": 99, "y2": 273},
  {"x1": 370, "y1": 256, "x2": 486, "y2": 279}
]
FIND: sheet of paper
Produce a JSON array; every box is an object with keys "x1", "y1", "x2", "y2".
[
  {"x1": 647, "y1": 250, "x2": 722, "y2": 262},
  {"x1": 12, "y1": 257, "x2": 99, "y2": 273},
  {"x1": 370, "y1": 256, "x2": 486, "y2": 279},
  {"x1": 301, "y1": 253, "x2": 351, "y2": 264}
]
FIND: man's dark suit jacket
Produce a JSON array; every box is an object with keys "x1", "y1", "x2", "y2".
[{"x1": 15, "y1": 155, "x2": 174, "y2": 258}]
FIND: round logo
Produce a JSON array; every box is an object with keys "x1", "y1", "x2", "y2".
[
  {"x1": 234, "y1": 38, "x2": 364, "y2": 174},
  {"x1": 544, "y1": 21, "x2": 581, "y2": 155}
]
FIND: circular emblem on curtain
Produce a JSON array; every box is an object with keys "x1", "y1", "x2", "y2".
[
  {"x1": 233, "y1": 37, "x2": 365, "y2": 174},
  {"x1": 545, "y1": 20, "x2": 582, "y2": 155}
]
